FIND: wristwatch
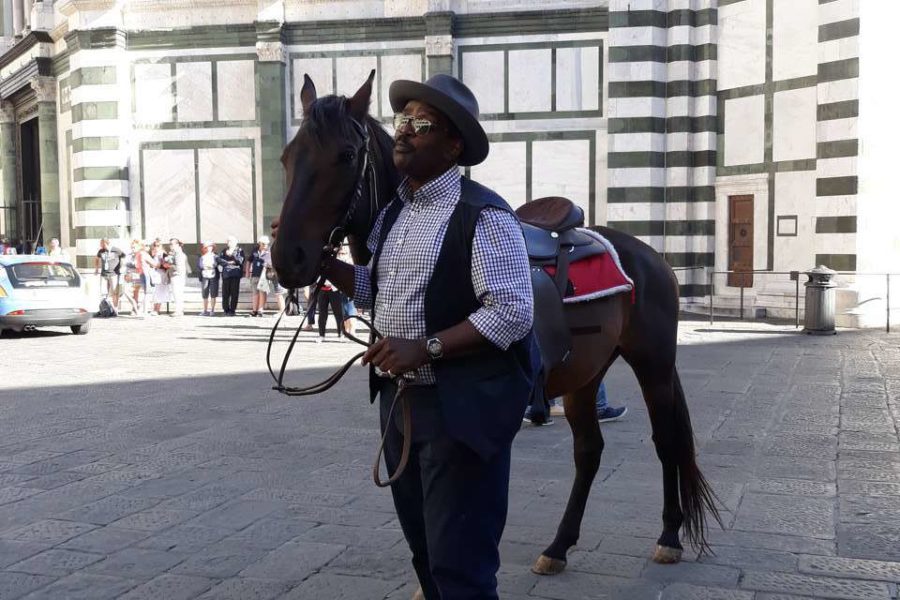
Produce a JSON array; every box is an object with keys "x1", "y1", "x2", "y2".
[{"x1": 425, "y1": 337, "x2": 444, "y2": 361}]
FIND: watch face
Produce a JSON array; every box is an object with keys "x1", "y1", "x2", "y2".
[{"x1": 427, "y1": 338, "x2": 443, "y2": 357}]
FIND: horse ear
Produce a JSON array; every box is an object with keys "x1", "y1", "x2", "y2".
[
  {"x1": 348, "y1": 69, "x2": 375, "y2": 119},
  {"x1": 300, "y1": 74, "x2": 317, "y2": 116}
]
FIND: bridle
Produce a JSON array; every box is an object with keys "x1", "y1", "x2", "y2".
[{"x1": 266, "y1": 116, "x2": 411, "y2": 488}]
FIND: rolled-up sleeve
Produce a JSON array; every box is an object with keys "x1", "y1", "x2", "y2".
[{"x1": 468, "y1": 207, "x2": 534, "y2": 350}]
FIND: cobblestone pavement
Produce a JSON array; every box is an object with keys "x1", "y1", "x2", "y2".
[{"x1": 1, "y1": 314, "x2": 899, "y2": 599}]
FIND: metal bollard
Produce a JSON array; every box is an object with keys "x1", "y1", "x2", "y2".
[{"x1": 803, "y1": 265, "x2": 837, "y2": 335}]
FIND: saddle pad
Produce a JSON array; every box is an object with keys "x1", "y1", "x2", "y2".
[{"x1": 543, "y1": 229, "x2": 635, "y2": 303}]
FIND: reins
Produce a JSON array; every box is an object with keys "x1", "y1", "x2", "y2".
[{"x1": 266, "y1": 118, "x2": 411, "y2": 488}]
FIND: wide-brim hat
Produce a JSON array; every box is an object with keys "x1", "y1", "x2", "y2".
[{"x1": 389, "y1": 74, "x2": 489, "y2": 167}]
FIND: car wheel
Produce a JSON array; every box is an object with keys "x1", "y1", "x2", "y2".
[{"x1": 71, "y1": 322, "x2": 91, "y2": 335}]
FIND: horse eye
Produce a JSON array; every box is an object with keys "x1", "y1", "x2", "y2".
[{"x1": 339, "y1": 150, "x2": 356, "y2": 164}]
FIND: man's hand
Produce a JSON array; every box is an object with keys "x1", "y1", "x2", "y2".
[{"x1": 362, "y1": 337, "x2": 428, "y2": 376}]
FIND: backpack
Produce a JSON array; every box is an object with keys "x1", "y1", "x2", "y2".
[{"x1": 98, "y1": 297, "x2": 116, "y2": 318}]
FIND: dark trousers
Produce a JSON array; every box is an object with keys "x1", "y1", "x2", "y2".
[
  {"x1": 317, "y1": 290, "x2": 344, "y2": 337},
  {"x1": 222, "y1": 278, "x2": 240, "y2": 314},
  {"x1": 380, "y1": 381, "x2": 511, "y2": 600}
]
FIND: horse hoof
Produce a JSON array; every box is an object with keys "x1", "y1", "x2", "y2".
[
  {"x1": 652, "y1": 544, "x2": 683, "y2": 564},
  {"x1": 532, "y1": 554, "x2": 567, "y2": 575},
  {"x1": 411, "y1": 586, "x2": 424, "y2": 600}
]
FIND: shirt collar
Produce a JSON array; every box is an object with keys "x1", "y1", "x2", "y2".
[{"x1": 397, "y1": 166, "x2": 461, "y2": 206}]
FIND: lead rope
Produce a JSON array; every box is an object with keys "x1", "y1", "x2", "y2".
[{"x1": 266, "y1": 296, "x2": 412, "y2": 487}]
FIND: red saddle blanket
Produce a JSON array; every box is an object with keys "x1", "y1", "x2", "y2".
[{"x1": 542, "y1": 229, "x2": 635, "y2": 303}]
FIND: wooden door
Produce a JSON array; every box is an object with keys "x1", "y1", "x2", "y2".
[{"x1": 728, "y1": 195, "x2": 753, "y2": 287}]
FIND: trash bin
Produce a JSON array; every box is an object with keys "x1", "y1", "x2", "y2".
[{"x1": 804, "y1": 265, "x2": 837, "y2": 335}]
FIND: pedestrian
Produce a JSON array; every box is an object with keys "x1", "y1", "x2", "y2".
[
  {"x1": 302, "y1": 285, "x2": 316, "y2": 331},
  {"x1": 94, "y1": 238, "x2": 125, "y2": 313},
  {"x1": 319, "y1": 74, "x2": 535, "y2": 598},
  {"x1": 116, "y1": 242, "x2": 140, "y2": 315},
  {"x1": 595, "y1": 382, "x2": 627, "y2": 422},
  {"x1": 167, "y1": 238, "x2": 188, "y2": 316},
  {"x1": 217, "y1": 236, "x2": 244, "y2": 316},
  {"x1": 139, "y1": 240, "x2": 160, "y2": 315},
  {"x1": 315, "y1": 276, "x2": 344, "y2": 342},
  {"x1": 247, "y1": 236, "x2": 270, "y2": 317},
  {"x1": 263, "y1": 247, "x2": 287, "y2": 315},
  {"x1": 197, "y1": 241, "x2": 219, "y2": 316},
  {"x1": 151, "y1": 240, "x2": 170, "y2": 315},
  {"x1": 337, "y1": 244, "x2": 357, "y2": 337},
  {"x1": 47, "y1": 238, "x2": 70, "y2": 261}
]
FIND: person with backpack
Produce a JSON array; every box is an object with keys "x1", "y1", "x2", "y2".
[
  {"x1": 217, "y1": 236, "x2": 245, "y2": 316},
  {"x1": 94, "y1": 238, "x2": 125, "y2": 314}
]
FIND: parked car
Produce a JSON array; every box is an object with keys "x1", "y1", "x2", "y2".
[{"x1": 0, "y1": 255, "x2": 93, "y2": 336}]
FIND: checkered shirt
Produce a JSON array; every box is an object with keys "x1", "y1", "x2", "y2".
[{"x1": 353, "y1": 167, "x2": 533, "y2": 384}]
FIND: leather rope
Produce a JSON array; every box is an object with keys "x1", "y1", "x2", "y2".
[{"x1": 267, "y1": 118, "x2": 411, "y2": 487}]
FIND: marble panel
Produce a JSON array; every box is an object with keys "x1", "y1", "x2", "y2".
[
  {"x1": 719, "y1": 0, "x2": 766, "y2": 90},
  {"x1": 134, "y1": 63, "x2": 173, "y2": 124},
  {"x1": 379, "y1": 54, "x2": 423, "y2": 118},
  {"x1": 508, "y1": 49, "x2": 551, "y2": 113},
  {"x1": 774, "y1": 87, "x2": 817, "y2": 162},
  {"x1": 461, "y1": 50, "x2": 505, "y2": 115},
  {"x1": 556, "y1": 46, "x2": 600, "y2": 112},
  {"x1": 176, "y1": 62, "x2": 213, "y2": 123},
  {"x1": 293, "y1": 57, "x2": 333, "y2": 120},
  {"x1": 335, "y1": 56, "x2": 378, "y2": 106},
  {"x1": 143, "y1": 149, "x2": 197, "y2": 243},
  {"x1": 773, "y1": 170, "x2": 817, "y2": 271},
  {"x1": 470, "y1": 141, "x2": 527, "y2": 209},
  {"x1": 197, "y1": 148, "x2": 254, "y2": 244},
  {"x1": 216, "y1": 60, "x2": 256, "y2": 122},
  {"x1": 773, "y1": 0, "x2": 817, "y2": 81},
  {"x1": 532, "y1": 140, "x2": 591, "y2": 220},
  {"x1": 723, "y1": 95, "x2": 764, "y2": 166}
]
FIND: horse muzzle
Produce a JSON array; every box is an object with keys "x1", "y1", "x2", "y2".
[{"x1": 271, "y1": 238, "x2": 323, "y2": 289}]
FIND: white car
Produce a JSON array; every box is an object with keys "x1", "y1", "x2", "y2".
[{"x1": 0, "y1": 255, "x2": 93, "y2": 336}]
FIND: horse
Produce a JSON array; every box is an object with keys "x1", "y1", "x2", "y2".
[{"x1": 271, "y1": 71, "x2": 721, "y2": 576}]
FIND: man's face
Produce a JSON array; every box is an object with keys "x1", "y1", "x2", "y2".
[
  {"x1": 393, "y1": 100, "x2": 462, "y2": 181},
  {"x1": 99, "y1": 240, "x2": 108, "y2": 250}
]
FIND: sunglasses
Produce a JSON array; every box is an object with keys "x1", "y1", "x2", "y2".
[{"x1": 393, "y1": 113, "x2": 443, "y2": 136}]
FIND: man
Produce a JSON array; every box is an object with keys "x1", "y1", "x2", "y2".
[
  {"x1": 217, "y1": 236, "x2": 244, "y2": 316},
  {"x1": 167, "y1": 238, "x2": 188, "y2": 316},
  {"x1": 322, "y1": 74, "x2": 535, "y2": 599},
  {"x1": 94, "y1": 238, "x2": 125, "y2": 312},
  {"x1": 48, "y1": 238, "x2": 69, "y2": 261}
]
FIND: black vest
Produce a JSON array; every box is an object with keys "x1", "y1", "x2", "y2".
[{"x1": 369, "y1": 177, "x2": 538, "y2": 459}]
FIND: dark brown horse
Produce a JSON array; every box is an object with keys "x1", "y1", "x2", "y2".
[{"x1": 272, "y1": 72, "x2": 720, "y2": 576}]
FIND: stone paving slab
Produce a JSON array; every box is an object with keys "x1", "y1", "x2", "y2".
[{"x1": 1, "y1": 317, "x2": 899, "y2": 598}]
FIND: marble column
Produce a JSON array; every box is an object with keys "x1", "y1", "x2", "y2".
[
  {"x1": 0, "y1": 103, "x2": 17, "y2": 240},
  {"x1": 23, "y1": 0, "x2": 32, "y2": 32},
  {"x1": 12, "y1": 0, "x2": 23, "y2": 37},
  {"x1": 256, "y1": 34, "x2": 287, "y2": 234},
  {"x1": 425, "y1": 12, "x2": 454, "y2": 77},
  {"x1": 32, "y1": 77, "x2": 60, "y2": 245}
]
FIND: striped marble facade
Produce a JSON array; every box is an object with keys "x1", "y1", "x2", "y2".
[
  {"x1": 607, "y1": 0, "x2": 717, "y2": 299},
  {"x1": 64, "y1": 31, "x2": 131, "y2": 269},
  {"x1": 814, "y1": 0, "x2": 859, "y2": 271}
]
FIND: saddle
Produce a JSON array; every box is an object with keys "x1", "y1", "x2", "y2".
[{"x1": 516, "y1": 197, "x2": 606, "y2": 375}]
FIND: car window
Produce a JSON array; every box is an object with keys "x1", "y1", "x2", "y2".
[{"x1": 7, "y1": 262, "x2": 80, "y2": 288}]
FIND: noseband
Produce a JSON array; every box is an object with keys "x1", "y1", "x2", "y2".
[{"x1": 266, "y1": 117, "x2": 411, "y2": 488}]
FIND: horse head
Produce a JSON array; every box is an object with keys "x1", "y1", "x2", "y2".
[{"x1": 272, "y1": 70, "x2": 396, "y2": 289}]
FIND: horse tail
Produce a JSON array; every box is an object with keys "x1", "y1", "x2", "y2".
[{"x1": 672, "y1": 368, "x2": 722, "y2": 555}]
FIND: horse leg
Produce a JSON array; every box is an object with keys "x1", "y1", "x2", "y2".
[
  {"x1": 532, "y1": 373, "x2": 606, "y2": 575},
  {"x1": 628, "y1": 359, "x2": 720, "y2": 563}
]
